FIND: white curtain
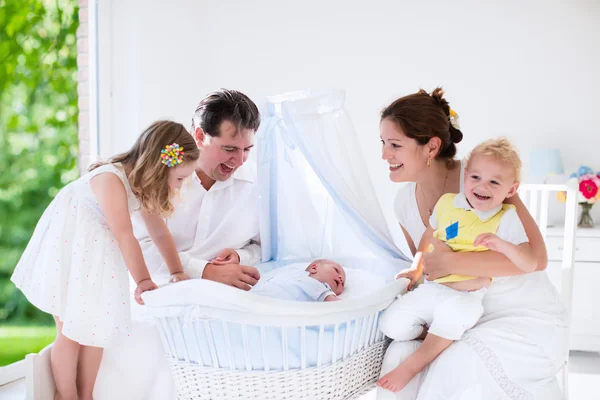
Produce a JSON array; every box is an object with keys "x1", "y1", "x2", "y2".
[{"x1": 257, "y1": 90, "x2": 410, "y2": 279}]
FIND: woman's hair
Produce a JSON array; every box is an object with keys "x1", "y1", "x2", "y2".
[
  {"x1": 466, "y1": 137, "x2": 522, "y2": 181},
  {"x1": 381, "y1": 87, "x2": 463, "y2": 160},
  {"x1": 89, "y1": 120, "x2": 200, "y2": 216}
]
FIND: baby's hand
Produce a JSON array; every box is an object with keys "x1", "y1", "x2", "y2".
[
  {"x1": 134, "y1": 279, "x2": 158, "y2": 305},
  {"x1": 324, "y1": 294, "x2": 340, "y2": 301},
  {"x1": 474, "y1": 233, "x2": 506, "y2": 252},
  {"x1": 169, "y1": 271, "x2": 191, "y2": 283},
  {"x1": 395, "y1": 268, "x2": 422, "y2": 291}
]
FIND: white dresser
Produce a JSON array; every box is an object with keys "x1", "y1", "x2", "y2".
[{"x1": 545, "y1": 226, "x2": 600, "y2": 352}]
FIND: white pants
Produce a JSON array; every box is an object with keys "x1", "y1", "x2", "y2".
[
  {"x1": 379, "y1": 283, "x2": 485, "y2": 341},
  {"x1": 377, "y1": 273, "x2": 568, "y2": 400}
]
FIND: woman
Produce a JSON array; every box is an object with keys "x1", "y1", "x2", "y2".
[{"x1": 376, "y1": 88, "x2": 568, "y2": 400}]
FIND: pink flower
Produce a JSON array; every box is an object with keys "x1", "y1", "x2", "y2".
[{"x1": 580, "y1": 178, "x2": 598, "y2": 200}]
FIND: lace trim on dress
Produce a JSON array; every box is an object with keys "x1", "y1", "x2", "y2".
[{"x1": 463, "y1": 335, "x2": 533, "y2": 400}]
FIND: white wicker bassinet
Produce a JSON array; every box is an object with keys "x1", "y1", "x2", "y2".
[{"x1": 142, "y1": 277, "x2": 408, "y2": 400}]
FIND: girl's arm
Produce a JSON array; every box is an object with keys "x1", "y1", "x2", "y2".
[
  {"x1": 91, "y1": 173, "x2": 157, "y2": 302},
  {"x1": 91, "y1": 173, "x2": 151, "y2": 283},
  {"x1": 139, "y1": 211, "x2": 189, "y2": 281}
]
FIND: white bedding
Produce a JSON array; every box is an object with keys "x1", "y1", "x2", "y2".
[
  {"x1": 94, "y1": 262, "x2": 401, "y2": 400},
  {"x1": 151, "y1": 264, "x2": 390, "y2": 370}
]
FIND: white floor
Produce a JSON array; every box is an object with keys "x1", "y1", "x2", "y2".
[{"x1": 2, "y1": 352, "x2": 599, "y2": 399}]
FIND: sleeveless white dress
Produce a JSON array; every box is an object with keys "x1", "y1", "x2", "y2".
[
  {"x1": 11, "y1": 163, "x2": 140, "y2": 348},
  {"x1": 378, "y1": 160, "x2": 569, "y2": 400}
]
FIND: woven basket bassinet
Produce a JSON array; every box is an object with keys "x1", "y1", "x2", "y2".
[{"x1": 142, "y1": 278, "x2": 407, "y2": 399}]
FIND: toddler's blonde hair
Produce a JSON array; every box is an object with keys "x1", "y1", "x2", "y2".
[{"x1": 466, "y1": 137, "x2": 522, "y2": 181}]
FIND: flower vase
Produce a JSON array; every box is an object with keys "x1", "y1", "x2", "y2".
[{"x1": 578, "y1": 203, "x2": 594, "y2": 228}]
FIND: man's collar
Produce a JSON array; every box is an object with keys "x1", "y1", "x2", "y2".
[{"x1": 453, "y1": 192, "x2": 503, "y2": 222}]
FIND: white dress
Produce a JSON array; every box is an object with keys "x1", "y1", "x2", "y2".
[
  {"x1": 11, "y1": 163, "x2": 139, "y2": 348},
  {"x1": 378, "y1": 161, "x2": 569, "y2": 400}
]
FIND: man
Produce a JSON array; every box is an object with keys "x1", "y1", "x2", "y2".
[
  {"x1": 134, "y1": 88, "x2": 262, "y2": 290},
  {"x1": 96, "y1": 89, "x2": 263, "y2": 400}
]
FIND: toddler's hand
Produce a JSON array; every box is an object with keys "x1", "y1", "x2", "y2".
[
  {"x1": 169, "y1": 271, "x2": 191, "y2": 283},
  {"x1": 134, "y1": 279, "x2": 158, "y2": 305},
  {"x1": 474, "y1": 233, "x2": 506, "y2": 252},
  {"x1": 395, "y1": 268, "x2": 422, "y2": 291}
]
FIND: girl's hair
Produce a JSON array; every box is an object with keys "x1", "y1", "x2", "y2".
[
  {"x1": 89, "y1": 120, "x2": 200, "y2": 216},
  {"x1": 466, "y1": 137, "x2": 522, "y2": 181},
  {"x1": 381, "y1": 87, "x2": 463, "y2": 160}
]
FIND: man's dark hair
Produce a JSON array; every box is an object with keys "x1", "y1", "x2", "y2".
[{"x1": 191, "y1": 89, "x2": 261, "y2": 137}]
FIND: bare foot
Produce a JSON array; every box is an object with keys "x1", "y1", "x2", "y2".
[{"x1": 377, "y1": 362, "x2": 420, "y2": 393}]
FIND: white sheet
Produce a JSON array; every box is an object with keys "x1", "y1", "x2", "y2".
[{"x1": 94, "y1": 264, "x2": 395, "y2": 400}]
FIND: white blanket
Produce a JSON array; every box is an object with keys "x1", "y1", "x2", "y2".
[{"x1": 94, "y1": 263, "x2": 390, "y2": 400}]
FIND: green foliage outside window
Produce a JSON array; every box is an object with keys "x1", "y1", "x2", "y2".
[{"x1": 0, "y1": 0, "x2": 79, "y2": 325}]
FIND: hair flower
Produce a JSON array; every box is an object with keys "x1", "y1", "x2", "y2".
[
  {"x1": 449, "y1": 109, "x2": 460, "y2": 130},
  {"x1": 160, "y1": 143, "x2": 184, "y2": 167}
]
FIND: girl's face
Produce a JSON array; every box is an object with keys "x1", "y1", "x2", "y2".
[
  {"x1": 380, "y1": 118, "x2": 430, "y2": 183},
  {"x1": 167, "y1": 161, "x2": 197, "y2": 190}
]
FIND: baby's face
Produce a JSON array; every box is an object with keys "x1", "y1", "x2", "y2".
[
  {"x1": 308, "y1": 260, "x2": 346, "y2": 295},
  {"x1": 464, "y1": 155, "x2": 519, "y2": 212}
]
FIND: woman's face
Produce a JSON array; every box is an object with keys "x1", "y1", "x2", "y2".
[{"x1": 380, "y1": 118, "x2": 429, "y2": 183}]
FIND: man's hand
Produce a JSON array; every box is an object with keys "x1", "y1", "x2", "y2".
[
  {"x1": 202, "y1": 262, "x2": 260, "y2": 290},
  {"x1": 210, "y1": 248, "x2": 241, "y2": 265}
]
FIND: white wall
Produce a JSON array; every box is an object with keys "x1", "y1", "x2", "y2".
[{"x1": 96, "y1": 0, "x2": 600, "y2": 240}]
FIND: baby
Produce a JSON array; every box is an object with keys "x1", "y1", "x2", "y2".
[
  {"x1": 378, "y1": 138, "x2": 536, "y2": 392},
  {"x1": 251, "y1": 259, "x2": 345, "y2": 302}
]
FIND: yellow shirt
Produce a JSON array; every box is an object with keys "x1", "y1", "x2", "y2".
[{"x1": 430, "y1": 193, "x2": 515, "y2": 284}]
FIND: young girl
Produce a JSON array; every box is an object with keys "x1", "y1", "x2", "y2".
[{"x1": 11, "y1": 120, "x2": 199, "y2": 400}]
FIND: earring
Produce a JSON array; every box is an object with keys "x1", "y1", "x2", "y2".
[{"x1": 427, "y1": 158, "x2": 431, "y2": 167}]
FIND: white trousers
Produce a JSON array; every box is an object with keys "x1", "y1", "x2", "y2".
[{"x1": 380, "y1": 283, "x2": 485, "y2": 341}]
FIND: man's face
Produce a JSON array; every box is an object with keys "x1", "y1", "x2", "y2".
[{"x1": 195, "y1": 120, "x2": 255, "y2": 182}]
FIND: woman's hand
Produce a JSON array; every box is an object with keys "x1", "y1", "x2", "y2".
[
  {"x1": 169, "y1": 271, "x2": 191, "y2": 283},
  {"x1": 395, "y1": 268, "x2": 423, "y2": 291},
  {"x1": 421, "y1": 237, "x2": 453, "y2": 281},
  {"x1": 134, "y1": 279, "x2": 158, "y2": 305}
]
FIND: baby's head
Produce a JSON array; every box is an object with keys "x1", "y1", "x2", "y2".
[
  {"x1": 464, "y1": 137, "x2": 521, "y2": 212},
  {"x1": 306, "y1": 259, "x2": 346, "y2": 295}
]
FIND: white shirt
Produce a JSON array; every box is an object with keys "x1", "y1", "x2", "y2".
[{"x1": 133, "y1": 162, "x2": 261, "y2": 278}]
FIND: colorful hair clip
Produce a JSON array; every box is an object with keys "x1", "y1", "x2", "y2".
[
  {"x1": 449, "y1": 109, "x2": 461, "y2": 130},
  {"x1": 160, "y1": 143, "x2": 184, "y2": 167}
]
